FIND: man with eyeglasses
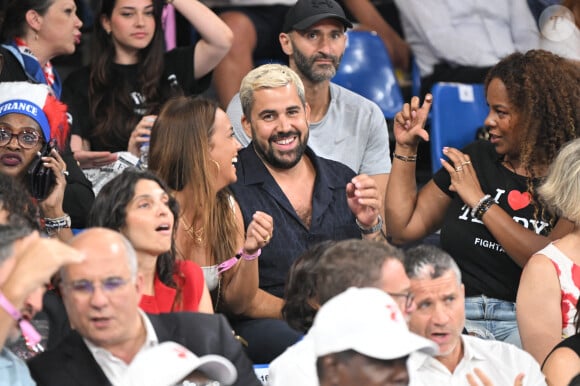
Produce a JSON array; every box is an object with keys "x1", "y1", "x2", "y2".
[
  {"x1": 27, "y1": 228, "x2": 261, "y2": 386},
  {"x1": 0, "y1": 195, "x2": 83, "y2": 385},
  {"x1": 269, "y1": 239, "x2": 420, "y2": 386}
]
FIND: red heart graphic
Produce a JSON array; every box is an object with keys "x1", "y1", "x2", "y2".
[{"x1": 507, "y1": 190, "x2": 531, "y2": 211}]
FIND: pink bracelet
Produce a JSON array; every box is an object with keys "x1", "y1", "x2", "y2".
[
  {"x1": 217, "y1": 257, "x2": 238, "y2": 275},
  {"x1": 239, "y1": 248, "x2": 261, "y2": 261},
  {"x1": 0, "y1": 290, "x2": 20, "y2": 320},
  {"x1": 0, "y1": 290, "x2": 43, "y2": 352}
]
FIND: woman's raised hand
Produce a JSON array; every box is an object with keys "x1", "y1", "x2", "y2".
[
  {"x1": 441, "y1": 146, "x2": 485, "y2": 208},
  {"x1": 393, "y1": 94, "x2": 433, "y2": 149},
  {"x1": 127, "y1": 115, "x2": 156, "y2": 156},
  {"x1": 39, "y1": 147, "x2": 68, "y2": 217},
  {"x1": 243, "y1": 211, "x2": 274, "y2": 255}
]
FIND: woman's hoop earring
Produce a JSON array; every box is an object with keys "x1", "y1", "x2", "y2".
[{"x1": 210, "y1": 159, "x2": 221, "y2": 174}]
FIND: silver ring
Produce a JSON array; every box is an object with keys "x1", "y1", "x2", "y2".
[
  {"x1": 461, "y1": 160, "x2": 472, "y2": 166},
  {"x1": 455, "y1": 166, "x2": 463, "y2": 172},
  {"x1": 62, "y1": 170, "x2": 69, "y2": 176}
]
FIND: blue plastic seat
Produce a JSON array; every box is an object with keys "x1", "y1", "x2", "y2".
[
  {"x1": 429, "y1": 82, "x2": 488, "y2": 174},
  {"x1": 332, "y1": 31, "x2": 403, "y2": 119},
  {"x1": 411, "y1": 56, "x2": 421, "y2": 97}
]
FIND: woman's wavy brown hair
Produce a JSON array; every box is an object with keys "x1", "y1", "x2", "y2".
[{"x1": 149, "y1": 96, "x2": 239, "y2": 265}]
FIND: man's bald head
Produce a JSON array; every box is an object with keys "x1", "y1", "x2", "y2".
[{"x1": 62, "y1": 228, "x2": 138, "y2": 282}]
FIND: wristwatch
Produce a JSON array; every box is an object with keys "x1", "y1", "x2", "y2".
[{"x1": 356, "y1": 215, "x2": 384, "y2": 234}]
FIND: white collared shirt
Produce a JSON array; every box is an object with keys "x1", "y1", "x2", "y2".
[
  {"x1": 408, "y1": 335, "x2": 546, "y2": 386},
  {"x1": 394, "y1": 0, "x2": 540, "y2": 77},
  {"x1": 84, "y1": 310, "x2": 158, "y2": 386}
]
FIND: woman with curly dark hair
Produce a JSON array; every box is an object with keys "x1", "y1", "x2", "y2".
[
  {"x1": 87, "y1": 168, "x2": 213, "y2": 314},
  {"x1": 385, "y1": 49, "x2": 580, "y2": 347}
]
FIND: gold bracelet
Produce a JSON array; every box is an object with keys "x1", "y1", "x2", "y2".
[{"x1": 393, "y1": 153, "x2": 417, "y2": 162}]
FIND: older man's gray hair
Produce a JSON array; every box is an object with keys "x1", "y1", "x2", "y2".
[{"x1": 404, "y1": 244, "x2": 462, "y2": 284}]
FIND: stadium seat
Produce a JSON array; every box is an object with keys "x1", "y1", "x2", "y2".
[
  {"x1": 332, "y1": 30, "x2": 404, "y2": 119},
  {"x1": 411, "y1": 56, "x2": 421, "y2": 97},
  {"x1": 429, "y1": 82, "x2": 488, "y2": 174}
]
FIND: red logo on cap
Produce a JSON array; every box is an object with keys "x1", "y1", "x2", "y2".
[
  {"x1": 173, "y1": 346, "x2": 188, "y2": 359},
  {"x1": 385, "y1": 304, "x2": 400, "y2": 321}
]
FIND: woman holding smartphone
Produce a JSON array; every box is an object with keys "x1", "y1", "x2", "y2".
[{"x1": 0, "y1": 82, "x2": 81, "y2": 241}]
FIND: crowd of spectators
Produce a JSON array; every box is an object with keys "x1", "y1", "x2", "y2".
[{"x1": 0, "y1": 0, "x2": 579, "y2": 385}]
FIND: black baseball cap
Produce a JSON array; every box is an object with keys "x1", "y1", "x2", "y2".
[{"x1": 282, "y1": 0, "x2": 353, "y2": 33}]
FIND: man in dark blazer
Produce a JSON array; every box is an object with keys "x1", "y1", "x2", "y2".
[{"x1": 27, "y1": 228, "x2": 260, "y2": 386}]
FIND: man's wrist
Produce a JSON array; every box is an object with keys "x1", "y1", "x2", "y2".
[{"x1": 356, "y1": 215, "x2": 383, "y2": 234}]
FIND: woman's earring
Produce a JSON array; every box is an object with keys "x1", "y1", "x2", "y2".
[{"x1": 210, "y1": 159, "x2": 221, "y2": 173}]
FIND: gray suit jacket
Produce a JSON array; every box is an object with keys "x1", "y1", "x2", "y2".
[{"x1": 28, "y1": 312, "x2": 261, "y2": 386}]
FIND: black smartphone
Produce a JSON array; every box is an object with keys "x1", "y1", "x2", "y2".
[{"x1": 27, "y1": 139, "x2": 57, "y2": 200}]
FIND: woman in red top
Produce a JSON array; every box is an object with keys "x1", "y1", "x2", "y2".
[{"x1": 87, "y1": 168, "x2": 213, "y2": 313}]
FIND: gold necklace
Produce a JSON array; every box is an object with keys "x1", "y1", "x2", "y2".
[{"x1": 180, "y1": 218, "x2": 203, "y2": 245}]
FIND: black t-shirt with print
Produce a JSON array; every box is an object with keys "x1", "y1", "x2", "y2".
[
  {"x1": 433, "y1": 140, "x2": 556, "y2": 302},
  {"x1": 62, "y1": 45, "x2": 210, "y2": 152}
]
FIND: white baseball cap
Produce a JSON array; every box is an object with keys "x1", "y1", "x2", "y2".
[
  {"x1": 122, "y1": 341, "x2": 238, "y2": 386},
  {"x1": 312, "y1": 287, "x2": 438, "y2": 359}
]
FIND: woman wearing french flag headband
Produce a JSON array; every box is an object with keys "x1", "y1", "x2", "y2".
[{"x1": 0, "y1": 82, "x2": 88, "y2": 240}]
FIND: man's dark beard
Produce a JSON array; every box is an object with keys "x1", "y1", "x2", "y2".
[
  {"x1": 292, "y1": 43, "x2": 342, "y2": 83},
  {"x1": 252, "y1": 130, "x2": 309, "y2": 170}
]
